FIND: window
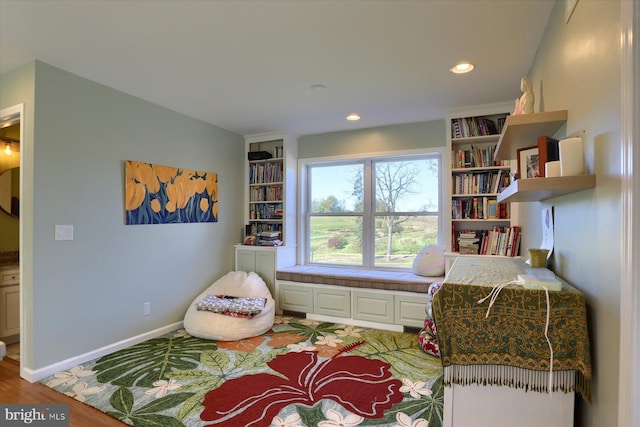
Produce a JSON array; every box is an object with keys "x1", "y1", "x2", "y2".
[{"x1": 303, "y1": 152, "x2": 442, "y2": 269}]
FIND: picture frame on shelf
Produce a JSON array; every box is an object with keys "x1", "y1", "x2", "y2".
[
  {"x1": 537, "y1": 136, "x2": 560, "y2": 177},
  {"x1": 517, "y1": 146, "x2": 540, "y2": 179}
]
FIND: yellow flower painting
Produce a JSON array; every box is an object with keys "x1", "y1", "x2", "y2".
[{"x1": 125, "y1": 160, "x2": 218, "y2": 224}]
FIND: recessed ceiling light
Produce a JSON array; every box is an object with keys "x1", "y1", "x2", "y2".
[
  {"x1": 450, "y1": 62, "x2": 474, "y2": 74},
  {"x1": 346, "y1": 113, "x2": 361, "y2": 121},
  {"x1": 310, "y1": 84, "x2": 327, "y2": 92}
]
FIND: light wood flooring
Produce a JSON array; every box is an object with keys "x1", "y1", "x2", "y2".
[{"x1": 0, "y1": 357, "x2": 125, "y2": 426}]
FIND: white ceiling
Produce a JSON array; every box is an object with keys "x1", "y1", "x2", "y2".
[{"x1": 0, "y1": 0, "x2": 555, "y2": 136}]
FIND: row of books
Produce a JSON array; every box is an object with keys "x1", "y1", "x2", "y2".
[
  {"x1": 452, "y1": 170, "x2": 511, "y2": 195},
  {"x1": 249, "y1": 161, "x2": 283, "y2": 185},
  {"x1": 452, "y1": 146, "x2": 512, "y2": 169},
  {"x1": 249, "y1": 185, "x2": 282, "y2": 202},
  {"x1": 451, "y1": 116, "x2": 506, "y2": 139},
  {"x1": 456, "y1": 226, "x2": 521, "y2": 257},
  {"x1": 452, "y1": 197, "x2": 510, "y2": 220},
  {"x1": 249, "y1": 203, "x2": 283, "y2": 220}
]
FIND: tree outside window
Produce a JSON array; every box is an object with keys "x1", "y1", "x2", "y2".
[{"x1": 306, "y1": 154, "x2": 440, "y2": 269}]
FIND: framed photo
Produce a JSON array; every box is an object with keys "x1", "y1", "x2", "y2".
[
  {"x1": 517, "y1": 146, "x2": 540, "y2": 179},
  {"x1": 537, "y1": 136, "x2": 559, "y2": 177}
]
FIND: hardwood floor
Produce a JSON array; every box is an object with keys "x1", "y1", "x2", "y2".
[{"x1": 0, "y1": 358, "x2": 125, "y2": 426}]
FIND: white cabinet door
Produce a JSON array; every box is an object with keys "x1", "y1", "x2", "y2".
[
  {"x1": 255, "y1": 250, "x2": 276, "y2": 295},
  {"x1": 394, "y1": 294, "x2": 429, "y2": 328},
  {"x1": 314, "y1": 287, "x2": 351, "y2": 318},
  {"x1": 235, "y1": 248, "x2": 257, "y2": 272},
  {"x1": 353, "y1": 291, "x2": 394, "y2": 324},
  {"x1": 0, "y1": 285, "x2": 20, "y2": 337},
  {"x1": 235, "y1": 246, "x2": 277, "y2": 296},
  {"x1": 278, "y1": 282, "x2": 313, "y2": 313}
]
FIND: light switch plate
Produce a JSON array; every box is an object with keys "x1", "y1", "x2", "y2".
[{"x1": 55, "y1": 224, "x2": 74, "y2": 241}]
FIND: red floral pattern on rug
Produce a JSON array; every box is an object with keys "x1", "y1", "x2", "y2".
[{"x1": 200, "y1": 350, "x2": 403, "y2": 426}]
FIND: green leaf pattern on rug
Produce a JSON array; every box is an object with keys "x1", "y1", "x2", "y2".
[
  {"x1": 107, "y1": 385, "x2": 193, "y2": 427},
  {"x1": 296, "y1": 402, "x2": 326, "y2": 426},
  {"x1": 275, "y1": 319, "x2": 344, "y2": 342},
  {"x1": 353, "y1": 331, "x2": 442, "y2": 380},
  {"x1": 94, "y1": 335, "x2": 215, "y2": 387}
]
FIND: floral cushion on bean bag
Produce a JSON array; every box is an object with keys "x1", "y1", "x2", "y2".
[{"x1": 184, "y1": 271, "x2": 275, "y2": 341}]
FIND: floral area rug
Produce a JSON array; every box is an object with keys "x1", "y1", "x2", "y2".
[{"x1": 41, "y1": 316, "x2": 443, "y2": 427}]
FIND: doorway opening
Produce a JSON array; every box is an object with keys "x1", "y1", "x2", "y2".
[{"x1": 0, "y1": 104, "x2": 23, "y2": 367}]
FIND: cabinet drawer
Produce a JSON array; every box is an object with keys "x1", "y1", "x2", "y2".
[
  {"x1": 353, "y1": 291, "x2": 394, "y2": 324},
  {"x1": 1, "y1": 273, "x2": 19, "y2": 285},
  {"x1": 394, "y1": 294, "x2": 429, "y2": 328},
  {"x1": 278, "y1": 283, "x2": 313, "y2": 313},
  {"x1": 313, "y1": 287, "x2": 351, "y2": 318}
]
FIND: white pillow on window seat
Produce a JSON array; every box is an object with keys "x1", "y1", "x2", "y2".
[{"x1": 412, "y1": 245, "x2": 446, "y2": 277}]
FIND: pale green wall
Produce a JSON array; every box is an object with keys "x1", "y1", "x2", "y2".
[
  {"x1": 0, "y1": 61, "x2": 245, "y2": 370},
  {"x1": 520, "y1": 1, "x2": 621, "y2": 425},
  {"x1": 299, "y1": 120, "x2": 445, "y2": 159}
]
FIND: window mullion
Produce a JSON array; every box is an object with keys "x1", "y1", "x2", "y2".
[{"x1": 362, "y1": 160, "x2": 374, "y2": 267}]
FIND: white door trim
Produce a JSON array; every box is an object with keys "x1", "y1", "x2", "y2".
[{"x1": 618, "y1": 1, "x2": 639, "y2": 426}]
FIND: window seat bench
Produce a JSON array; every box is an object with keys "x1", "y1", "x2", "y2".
[
  {"x1": 274, "y1": 265, "x2": 444, "y2": 330},
  {"x1": 275, "y1": 265, "x2": 443, "y2": 293}
]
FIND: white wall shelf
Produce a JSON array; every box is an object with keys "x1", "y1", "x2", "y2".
[
  {"x1": 497, "y1": 175, "x2": 596, "y2": 203},
  {"x1": 494, "y1": 110, "x2": 568, "y2": 161}
]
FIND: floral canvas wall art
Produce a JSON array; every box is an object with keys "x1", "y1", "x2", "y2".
[{"x1": 125, "y1": 160, "x2": 218, "y2": 224}]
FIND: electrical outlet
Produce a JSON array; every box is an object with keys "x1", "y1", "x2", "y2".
[{"x1": 143, "y1": 302, "x2": 151, "y2": 316}]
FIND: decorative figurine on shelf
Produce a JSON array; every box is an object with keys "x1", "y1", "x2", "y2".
[{"x1": 514, "y1": 76, "x2": 534, "y2": 115}]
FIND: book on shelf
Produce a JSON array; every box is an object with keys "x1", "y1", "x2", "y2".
[
  {"x1": 258, "y1": 231, "x2": 280, "y2": 238},
  {"x1": 486, "y1": 199, "x2": 498, "y2": 219},
  {"x1": 258, "y1": 236, "x2": 283, "y2": 246}
]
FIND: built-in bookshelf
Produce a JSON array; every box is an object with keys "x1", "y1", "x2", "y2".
[
  {"x1": 446, "y1": 102, "x2": 520, "y2": 257},
  {"x1": 244, "y1": 132, "x2": 298, "y2": 246}
]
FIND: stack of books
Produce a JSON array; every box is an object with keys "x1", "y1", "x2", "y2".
[
  {"x1": 458, "y1": 231, "x2": 481, "y2": 254},
  {"x1": 258, "y1": 231, "x2": 282, "y2": 246}
]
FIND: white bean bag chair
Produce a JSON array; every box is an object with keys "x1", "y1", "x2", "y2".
[{"x1": 184, "y1": 271, "x2": 275, "y2": 341}]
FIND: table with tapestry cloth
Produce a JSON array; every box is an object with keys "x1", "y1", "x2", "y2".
[{"x1": 432, "y1": 256, "x2": 592, "y2": 402}]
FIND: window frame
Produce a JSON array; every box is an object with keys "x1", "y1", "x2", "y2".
[{"x1": 298, "y1": 148, "x2": 445, "y2": 270}]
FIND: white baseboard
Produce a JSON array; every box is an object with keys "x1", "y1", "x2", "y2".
[{"x1": 21, "y1": 321, "x2": 183, "y2": 383}]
